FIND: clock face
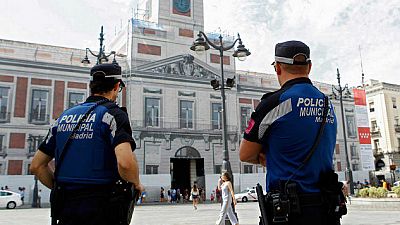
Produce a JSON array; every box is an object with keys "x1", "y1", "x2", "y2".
[{"x1": 173, "y1": 0, "x2": 190, "y2": 13}]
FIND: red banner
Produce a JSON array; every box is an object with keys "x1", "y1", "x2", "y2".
[
  {"x1": 358, "y1": 127, "x2": 371, "y2": 144},
  {"x1": 353, "y1": 88, "x2": 367, "y2": 106}
]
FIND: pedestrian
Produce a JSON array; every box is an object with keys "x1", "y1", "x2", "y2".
[
  {"x1": 215, "y1": 172, "x2": 239, "y2": 225},
  {"x1": 171, "y1": 188, "x2": 177, "y2": 203},
  {"x1": 191, "y1": 184, "x2": 199, "y2": 210},
  {"x1": 382, "y1": 179, "x2": 388, "y2": 190},
  {"x1": 167, "y1": 189, "x2": 171, "y2": 203},
  {"x1": 216, "y1": 187, "x2": 221, "y2": 203},
  {"x1": 38, "y1": 189, "x2": 42, "y2": 208},
  {"x1": 19, "y1": 187, "x2": 25, "y2": 205},
  {"x1": 160, "y1": 187, "x2": 165, "y2": 202},
  {"x1": 210, "y1": 191, "x2": 215, "y2": 202},
  {"x1": 240, "y1": 40, "x2": 344, "y2": 225},
  {"x1": 177, "y1": 188, "x2": 181, "y2": 203},
  {"x1": 4, "y1": 185, "x2": 9, "y2": 190},
  {"x1": 141, "y1": 190, "x2": 146, "y2": 203},
  {"x1": 30, "y1": 63, "x2": 143, "y2": 225}
]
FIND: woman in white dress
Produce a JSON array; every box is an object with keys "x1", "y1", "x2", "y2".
[{"x1": 216, "y1": 172, "x2": 239, "y2": 225}]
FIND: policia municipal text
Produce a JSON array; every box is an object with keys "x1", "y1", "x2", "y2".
[
  {"x1": 30, "y1": 63, "x2": 144, "y2": 225},
  {"x1": 239, "y1": 41, "x2": 347, "y2": 225}
]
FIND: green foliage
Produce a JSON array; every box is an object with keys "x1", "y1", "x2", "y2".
[
  {"x1": 359, "y1": 188, "x2": 369, "y2": 197},
  {"x1": 393, "y1": 186, "x2": 400, "y2": 196},
  {"x1": 376, "y1": 187, "x2": 388, "y2": 198},
  {"x1": 368, "y1": 187, "x2": 378, "y2": 198}
]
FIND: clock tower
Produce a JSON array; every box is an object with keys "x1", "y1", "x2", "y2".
[{"x1": 143, "y1": 0, "x2": 204, "y2": 32}]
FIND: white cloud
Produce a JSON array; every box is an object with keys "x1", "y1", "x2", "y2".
[
  {"x1": 204, "y1": 0, "x2": 400, "y2": 86},
  {"x1": 1, "y1": 0, "x2": 399, "y2": 86}
]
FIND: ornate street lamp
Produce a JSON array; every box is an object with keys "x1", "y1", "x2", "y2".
[
  {"x1": 190, "y1": 31, "x2": 250, "y2": 224},
  {"x1": 332, "y1": 68, "x2": 355, "y2": 195},
  {"x1": 81, "y1": 26, "x2": 118, "y2": 65},
  {"x1": 190, "y1": 31, "x2": 250, "y2": 180}
]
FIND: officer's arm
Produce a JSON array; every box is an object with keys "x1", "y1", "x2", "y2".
[
  {"x1": 30, "y1": 150, "x2": 54, "y2": 189},
  {"x1": 115, "y1": 142, "x2": 141, "y2": 186},
  {"x1": 239, "y1": 140, "x2": 264, "y2": 165}
]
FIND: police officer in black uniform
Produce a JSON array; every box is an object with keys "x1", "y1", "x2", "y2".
[
  {"x1": 30, "y1": 63, "x2": 143, "y2": 225},
  {"x1": 240, "y1": 41, "x2": 342, "y2": 225}
]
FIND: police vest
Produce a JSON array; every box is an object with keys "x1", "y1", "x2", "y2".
[{"x1": 55, "y1": 101, "x2": 119, "y2": 185}]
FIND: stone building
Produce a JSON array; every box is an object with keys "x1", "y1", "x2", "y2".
[
  {"x1": 365, "y1": 79, "x2": 400, "y2": 182},
  {"x1": 0, "y1": 0, "x2": 373, "y2": 194}
]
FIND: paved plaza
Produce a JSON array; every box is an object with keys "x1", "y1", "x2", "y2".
[{"x1": 1, "y1": 202, "x2": 400, "y2": 225}]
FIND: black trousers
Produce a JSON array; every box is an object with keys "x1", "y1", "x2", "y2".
[
  {"x1": 56, "y1": 188, "x2": 128, "y2": 225},
  {"x1": 287, "y1": 205, "x2": 340, "y2": 225}
]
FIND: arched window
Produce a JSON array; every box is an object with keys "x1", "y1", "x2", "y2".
[{"x1": 174, "y1": 146, "x2": 201, "y2": 158}]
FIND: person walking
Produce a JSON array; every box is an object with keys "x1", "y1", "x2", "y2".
[
  {"x1": 215, "y1": 172, "x2": 238, "y2": 225},
  {"x1": 30, "y1": 63, "x2": 143, "y2": 225},
  {"x1": 240, "y1": 41, "x2": 343, "y2": 225},
  {"x1": 191, "y1": 184, "x2": 199, "y2": 210},
  {"x1": 37, "y1": 189, "x2": 42, "y2": 208}
]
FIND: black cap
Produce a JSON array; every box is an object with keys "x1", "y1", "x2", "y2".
[
  {"x1": 272, "y1": 40, "x2": 311, "y2": 65},
  {"x1": 90, "y1": 63, "x2": 122, "y2": 81}
]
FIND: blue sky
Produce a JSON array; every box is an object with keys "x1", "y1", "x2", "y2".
[{"x1": 1, "y1": 0, "x2": 399, "y2": 86}]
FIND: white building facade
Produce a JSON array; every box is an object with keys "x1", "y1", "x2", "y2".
[{"x1": 366, "y1": 80, "x2": 400, "y2": 182}]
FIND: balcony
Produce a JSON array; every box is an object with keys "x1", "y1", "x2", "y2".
[
  {"x1": 370, "y1": 128, "x2": 381, "y2": 137},
  {"x1": 373, "y1": 148, "x2": 383, "y2": 157},
  {"x1": 28, "y1": 113, "x2": 50, "y2": 125},
  {"x1": 395, "y1": 125, "x2": 400, "y2": 133},
  {"x1": 0, "y1": 112, "x2": 11, "y2": 123},
  {"x1": 131, "y1": 120, "x2": 238, "y2": 135},
  {"x1": 0, "y1": 146, "x2": 7, "y2": 158}
]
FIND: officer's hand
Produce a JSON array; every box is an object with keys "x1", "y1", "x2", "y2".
[
  {"x1": 134, "y1": 183, "x2": 145, "y2": 193},
  {"x1": 258, "y1": 152, "x2": 266, "y2": 167}
]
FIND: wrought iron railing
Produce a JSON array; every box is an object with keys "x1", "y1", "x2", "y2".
[
  {"x1": 0, "y1": 112, "x2": 10, "y2": 123},
  {"x1": 131, "y1": 120, "x2": 238, "y2": 133},
  {"x1": 28, "y1": 113, "x2": 50, "y2": 125}
]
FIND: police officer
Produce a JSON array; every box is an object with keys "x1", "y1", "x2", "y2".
[
  {"x1": 30, "y1": 63, "x2": 143, "y2": 225},
  {"x1": 239, "y1": 41, "x2": 338, "y2": 225}
]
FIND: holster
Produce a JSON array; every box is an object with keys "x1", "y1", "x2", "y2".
[
  {"x1": 50, "y1": 183, "x2": 65, "y2": 225},
  {"x1": 318, "y1": 170, "x2": 347, "y2": 220},
  {"x1": 109, "y1": 180, "x2": 139, "y2": 225}
]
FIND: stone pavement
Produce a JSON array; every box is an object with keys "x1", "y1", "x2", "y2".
[{"x1": 1, "y1": 202, "x2": 400, "y2": 225}]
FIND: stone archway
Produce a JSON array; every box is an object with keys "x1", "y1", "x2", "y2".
[{"x1": 170, "y1": 146, "x2": 204, "y2": 196}]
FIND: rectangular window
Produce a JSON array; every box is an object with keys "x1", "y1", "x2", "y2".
[
  {"x1": 26, "y1": 163, "x2": 32, "y2": 175},
  {"x1": 371, "y1": 121, "x2": 378, "y2": 131},
  {"x1": 336, "y1": 162, "x2": 342, "y2": 171},
  {"x1": 0, "y1": 134, "x2": 4, "y2": 154},
  {"x1": 30, "y1": 89, "x2": 49, "y2": 124},
  {"x1": 68, "y1": 92, "x2": 85, "y2": 108},
  {"x1": 0, "y1": 163, "x2": 3, "y2": 175},
  {"x1": 346, "y1": 115, "x2": 357, "y2": 137},
  {"x1": 369, "y1": 102, "x2": 375, "y2": 112},
  {"x1": 145, "y1": 98, "x2": 160, "y2": 127},
  {"x1": 352, "y1": 164, "x2": 359, "y2": 171},
  {"x1": 211, "y1": 103, "x2": 222, "y2": 130},
  {"x1": 335, "y1": 144, "x2": 340, "y2": 154},
  {"x1": 350, "y1": 145, "x2": 358, "y2": 159},
  {"x1": 27, "y1": 135, "x2": 45, "y2": 155},
  {"x1": 215, "y1": 165, "x2": 222, "y2": 174},
  {"x1": 0, "y1": 87, "x2": 10, "y2": 122},
  {"x1": 179, "y1": 100, "x2": 193, "y2": 129},
  {"x1": 244, "y1": 165, "x2": 253, "y2": 174},
  {"x1": 145, "y1": 165, "x2": 158, "y2": 174},
  {"x1": 392, "y1": 97, "x2": 397, "y2": 109},
  {"x1": 373, "y1": 139, "x2": 380, "y2": 150},
  {"x1": 240, "y1": 107, "x2": 252, "y2": 133}
]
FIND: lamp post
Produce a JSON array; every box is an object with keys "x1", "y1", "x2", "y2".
[
  {"x1": 81, "y1": 26, "x2": 118, "y2": 65},
  {"x1": 332, "y1": 68, "x2": 355, "y2": 195},
  {"x1": 190, "y1": 32, "x2": 250, "y2": 224},
  {"x1": 190, "y1": 31, "x2": 250, "y2": 179},
  {"x1": 31, "y1": 176, "x2": 39, "y2": 208}
]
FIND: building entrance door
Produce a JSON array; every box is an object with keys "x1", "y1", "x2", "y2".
[{"x1": 170, "y1": 146, "x2": 204, "y2": 197}]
